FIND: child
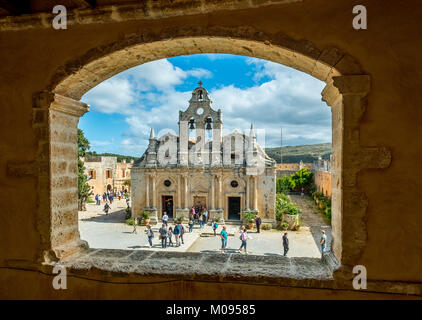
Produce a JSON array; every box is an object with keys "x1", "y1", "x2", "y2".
[
  {"x1": 167, "y1": 227, "x2": 174, "y2": 247},
  {"x1": 132, "y1": 217, "x2": 137, "y2": 234},
  {"x1": 212, "y1": 220, "x2": 219, "y2": 236}
]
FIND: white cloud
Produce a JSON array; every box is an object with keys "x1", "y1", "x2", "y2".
[
  {"x1": 82, "y1": 78, "x2": 135, "y2": 114},
  {"x1": 81, "y1": 56, "x2": 331, "y2": 155}
]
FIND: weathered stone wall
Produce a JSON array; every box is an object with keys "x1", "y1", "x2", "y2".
[
  {"x1": 314, "y1": 171, "x2": 332, "y2": 198},
  {"x1": 0, "y1": 0, "x2": 421, "y2": 298}
]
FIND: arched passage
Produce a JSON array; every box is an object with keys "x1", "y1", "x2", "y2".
[{"x1": 34, "y1": 30, "x2": 390, "y2": 273}]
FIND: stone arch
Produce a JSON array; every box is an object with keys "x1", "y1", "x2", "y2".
[
  {"x1": 48, "y1": 26, "x2": 360, "y2": 100},
  {"x1": 33, "y1": 27, "x2": 392, "y2": 270}
]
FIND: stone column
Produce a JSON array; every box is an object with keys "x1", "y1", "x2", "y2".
[
  {"x1": 218, "y1": 175, "x2": 222, "y2": 209},
  {"x1": 184, "y1": 174, "x2": 189, "y2": 209},
  {"x1": 253, "y1": 176, "x2": 258, "y2": 210},
  {"x1": 245, "y1": 175, "x2": 250, "y2": 210},
  {"x1": 321, "y1": 75, "x2": 391, "y2": 266},
  {"x1": 177, "y1": 174, "x2": 182, "y2": 208},
  {"x1": 152, "y1": 173, "x2": 157, "y2": 208},
  {"x1": 145, "y1": 173, "x2": 150, "y2": 207},
  {"x1": 210, "y1": 175, "x2": 215, "y2": 210},
  {"x1": 178, "y1": 120, "x2": 189, "y2": 166},
  {"x1": 31, "y1": 92, "x2": 89, "y2": 261},
  {"x1": 212, "y1": 122, "x2": 222, "y2": 166}
]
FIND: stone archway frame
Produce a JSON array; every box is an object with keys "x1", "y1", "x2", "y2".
[{"x1": 27, "y1": 27, "x2": 391, "y2": 269}]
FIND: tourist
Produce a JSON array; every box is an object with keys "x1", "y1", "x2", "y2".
[
  {"x1": 283, "y1": 232, "x2": 289, "y2": 256},
  {"x1": 212, "y1": 219, "x2": 219, "y2": 236},
  {"x1": 109, "y1": 194, "x2": 113, "y2": 204},
  {"x1": 103, "y1": 202, "x2": 110, "y2": 215},
  {"x1": 173, "y1": 222, "x2": 181, "y2": 247},
  {"x1": 203, "y1": 208, "x2": 209, "y2": 224},
  {"x1": 301, "y1": 187, "x2": 305, "y2": 197},
  {"x1": 145, "y1": 225, "x2": 154, "y2": 248},
  {"x1": 162, "y1": 212, "x2": 169, "y2": 226},
  {"x1": 132, "y1": 217, "x2": 137, "y2": 234},
  {"x1": 159, "y1": 224, "x2": 168, "y2": 248},
  {"x1": 188, "y1": 215, "x2": 194, "y2": 232},
  {"x1": 125, "y1": 196, "x2": 130, "y2": 208},
  {"x1": 199, "y1": 213, "x2": 203, "y2": 228},
  {"x1": 255, "y1": 215, "x2": 262, "y2": 233},
  {"x1": 320, "y1": 230, "x2": 327, "y2": 253},
  {"x1": 102, "y1": 193, "x2": 107, "y2": 203},
  {"x1": 238, "y1": 226, "x2": 248, "y2": 254},
  {"x1": 220, "y1": 226, "x2": 228, "y2": 253},
  {"x1": 179, "y1": 223, "x2": 185, "y2": 245},
  {"x1": 167, "y1": 227, "x2": 174, "y2": 247}
]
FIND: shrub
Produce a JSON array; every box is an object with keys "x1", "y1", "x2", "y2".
[
  {"x1": 141, "y1": 211, "x2": 150, "y2": 219},
  {"x1": 125, "y1": 217, "x2": 136, "y2": 226},
  {"x1": 214, "y1": 217, "x2": 221, "y2": 223},
  {"x1": 276, "y1": 176, "x2": 295, "y2": 193},
  {"x1": 177, "y1": 216, "x2": 184, "y2": 222},
  {"x1": 243, "y1": 211, "x2": 256, "y2": 223},
  {"x1": 261, "y1": 223, "x2": 272, "y2": 230}
]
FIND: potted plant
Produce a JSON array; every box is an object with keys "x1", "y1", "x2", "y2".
[
  {"x1": 214, "y1": 217, "x2": 221, "y2": 223},
  {"x1": 281, "y1": 221, "x2": 289, "y2": 230},
  {"x1": 177, "y1": 216, "x2": 184, "y2": 223},
  {"x1": 243, "y1": 211, "x2": 256, "y2": 229},
  {"x1": 141, "y1": 211, "x2": 150, "y2": 225}
]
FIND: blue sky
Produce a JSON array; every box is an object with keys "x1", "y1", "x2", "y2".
[{"x1": 79, "y1": 54, "x2": 331, "y2": 157}]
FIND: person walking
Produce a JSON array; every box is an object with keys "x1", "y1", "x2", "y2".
[
  {"x1": 255, "y1": 215, "x2": 262, "y2": 233},
  {"x1": 179, "y1": 223, "x2": 185, "y2": 245},
  {"x1": 159, "y1": 224, "x2": 168, "y2": 248},
  {"x1": 162, "y1": 212, "x2": 169, "y2": 227},
  {"x1": 103, "y1": 202, "x2": 110, "y2": 215},
  {"x1": 167, "y1": 227, "x2": 174, "y2": 247},
  {"x1": 212, "y1": 219, "x2": 219, "y2": 236},
  {"x1": 145, "y1": 225, "x2": 154, "y2": 248},
  {"x1": 320, "y1": 230, "x2": 327, "y2": 253},
  {"x1": 132, "y1": 217, "x2": 137, "y2": 234},
  {"x1": 220, "y1": 226, "x2": 228, "y2": 253},
  {"x1": 173, "y1": 222, "x2": 181, "y2": 247},
  {"x1": 125, "y1": 196, "x2": 130, "y2": 208},
  {"x1": 199, "y1": 213, "x2": 204, "y2": 228},
  {"x1": 282, "y1": 232, "x2": 289, "y2": 256},
  {"x1": 188, "y1": 215, "x2": 194, "y2": 232},
  {"x1": 203, "y1": 208, "x2": 209, "y2": 224},
  {"x1": 238, "y1": 226, "x2": 248, "y2": 254}
]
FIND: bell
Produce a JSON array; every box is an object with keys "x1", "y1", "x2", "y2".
[
  {"x1": 205, "y1": 118, "x2": 212, "y2": 130},
  {"x1": 189, "y1": 119, "x2": 195, "y2": 130}
]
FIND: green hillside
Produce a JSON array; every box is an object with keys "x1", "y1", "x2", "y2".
[
  {"x1": 265, "y1": 143, "x2": 332, "y2": 163},
  {"x1": 87, "y1": 142, "x2": 332, "y2": 164},
  {"x1": 85, "y1": 151, "x2": 139, "y2": 163}
]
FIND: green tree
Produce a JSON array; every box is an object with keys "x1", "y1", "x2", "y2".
[
  {"x1": 78, "y1": 129, "x2": 91, "y2": 211},
  {"x1": 290, "y1": 168, "x2": 313, "y2": 190},
  {"x1": 276, "y1": 176, "x2": 296, "y2": 194}
]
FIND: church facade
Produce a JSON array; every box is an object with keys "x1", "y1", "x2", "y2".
[{"x1": 131, "y1": 84, "x2": 276, "y2": 224}]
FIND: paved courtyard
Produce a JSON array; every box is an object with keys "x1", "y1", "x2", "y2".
[{"x1": 79, "y1": 195, "x2": 331, "y2": 257}]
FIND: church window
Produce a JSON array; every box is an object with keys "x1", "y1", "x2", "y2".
[
  {"x1": 231, "y1": 180, "x2": 239, "y2": 188},
  {"x1": 106, "y1": 169, "x2": 113, "y2": 179},
  {"x1": 122, "y1": 169, "x2": 125, "y2": 178},
  {"x1": 164, "y1": 179, "x2": 172, "y2": 187}
]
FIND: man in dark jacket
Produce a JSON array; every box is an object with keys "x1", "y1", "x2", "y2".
[
  {"x1": 282, "y1": 232, "x2": 289, "y2": 256},
  {"x1": 255, "y1": 215, "x2": 262, "y2": 233},
  {"x1": 159, "y1": 224, "x2": 168, "y2": 248}
]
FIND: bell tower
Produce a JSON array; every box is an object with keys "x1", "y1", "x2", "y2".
[{"x1": 178, "y1": 82, "x2": 222, "y2": 166}]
